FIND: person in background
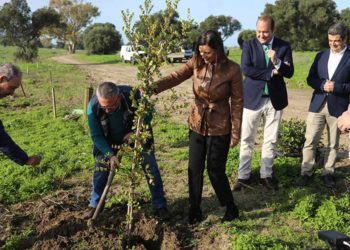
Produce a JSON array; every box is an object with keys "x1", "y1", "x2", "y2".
[
  {"x1": 298, "y1": 23, "x2": 350, "y2": 188},
  {"x1": 84, "y1": 82, "x2": 169, "y2": 220},
  {"x1": 234, "y1": 16, "x2": 294, "y2": 191},
  {"x1": 154, "y1": 30, "x2": 243, "y2": 224},
  {"x1": 0, "y1": 63, "x2": 41, "y2": 166}
]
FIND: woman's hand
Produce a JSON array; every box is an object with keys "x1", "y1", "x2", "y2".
[{"x1": 230, "y1": 138, "x2": 240, "y2": 148}]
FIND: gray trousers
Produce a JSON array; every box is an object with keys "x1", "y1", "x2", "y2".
[
  {"x1": 238, "y1": 98, "x2": 282, "y2": 179},
  {"x1": 301, "y1": 103, "x2": 339, "y2": 176}
]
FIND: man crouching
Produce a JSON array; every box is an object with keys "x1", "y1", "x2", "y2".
[{"x1": 83, "y1": 82, "x2": 169, "y2": 220}]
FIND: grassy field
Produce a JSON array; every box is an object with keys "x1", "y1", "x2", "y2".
[
  {"x1": 0, "y1": 46, "x2": 349, "y2": 249},
  {"x1": 73, "y1": 50, "x2": 121, "y2": 64},
  {"x1": 0, "y1": 46, "x2": 92, "y2": 204}
]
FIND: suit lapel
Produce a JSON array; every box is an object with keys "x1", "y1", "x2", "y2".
[
  {"x1": 331, "y1": 48, "x2": 350, "y2": 80},
  {"x1": 254, "y1": 38, "x2": 266, "y2": 67},
  {"x1": 321, "y1": 50, "x2": 330, "y2": 80}
]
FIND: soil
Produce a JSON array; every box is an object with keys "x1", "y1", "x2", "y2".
[{"x1": 1, "y1": 54, "x2": 349, "y2": 249}]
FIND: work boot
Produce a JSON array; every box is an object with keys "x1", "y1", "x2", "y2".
[
  {"x1": 156, "y1": 207, "x2": 170, "y2": 221},
  {"x1": 323, "y1": 174, "x2": 336, "y2": 188},
  {"x1": 82, "y1": 201, "x2": 105, "y2": 220},
  {"x1": 233, "y1": 178, "x2": 251, "y2": 191},
  {"x1": 222, "y1": 204, "x2": 239, "y2": 222},
  {"x1": 82, "y1": 207, "x2": 96, "y2": 220}
]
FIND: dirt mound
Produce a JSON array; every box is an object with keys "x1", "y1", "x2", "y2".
[{"x1": 1, "y1": 183, "x2": 228, "y2": 249}]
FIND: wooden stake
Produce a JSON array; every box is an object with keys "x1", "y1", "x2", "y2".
[
  {"x1": 50, "y1": 71, "x2": 57, "y2": 118},
  {"x1": 20, "y1": 82, "x2": 26, "y2": 97},
  {"x1": 83, "y1": 86, "x2": 93, "y2": 120}
]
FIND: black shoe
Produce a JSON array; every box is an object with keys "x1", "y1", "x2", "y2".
[
  {"x1": 222, "y1": 205, "x2": 239, "y2": 222},
  {"x1": 297, "y1": 175, "x2": 312, "y2": 187},
  {"x1": 233, "y1": 178, "x2": 251, "y2": 191},
  {"x1": 188, "y1": 208, "x2": 203, "y2": 225},
  {"x1": 260, "y1": 177, "x2": 278, "y2": 190},
  {"x1": 157, "y1": 207, "x2": 170, "y2": 221},
  {"x1": 323, "y1": 174, "x2": 336, "y2": 188}
]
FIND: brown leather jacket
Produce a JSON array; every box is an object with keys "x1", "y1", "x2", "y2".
[{"x1": 156, "y1": 57, "x2": 243, "y2": 145}]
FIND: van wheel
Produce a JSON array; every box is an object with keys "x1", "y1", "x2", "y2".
[
  {"x1": 121, "y1": 56, "x2": 125, "y2": 63},
  {"x1": 131, "y1": 57, "x2": 136, "y2": 65}
]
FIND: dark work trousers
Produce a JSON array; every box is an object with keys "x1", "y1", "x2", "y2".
[{"x1": 188, "y1": 130, "x2": 235, "y2": 211}]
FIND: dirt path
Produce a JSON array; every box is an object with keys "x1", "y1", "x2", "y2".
[
  {"x1": 53, "y1": 54, "x2": 312, "y2": 121},
  {"x1": 53, "y1": 53, "x2": 350, "y2": 151}
]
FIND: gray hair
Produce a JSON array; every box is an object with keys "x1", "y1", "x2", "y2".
[
  {"x1": 96, "y1": 82, "x2": 120, "y2": 98},
  {"x1": 0, "y1": 63, "x2": 22, "y2": 80},
  {"x1": 328, "y1": 23, "x2": 348, "y2": 39}
]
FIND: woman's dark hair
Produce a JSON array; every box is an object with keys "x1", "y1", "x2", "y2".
[{"x1": 194, "y1": 30, "x2": 227, "y2": 68}]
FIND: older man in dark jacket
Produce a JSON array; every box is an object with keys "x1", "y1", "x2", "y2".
[{"x1": 0, "y1": 63, "x2": 41, "y2": 166}]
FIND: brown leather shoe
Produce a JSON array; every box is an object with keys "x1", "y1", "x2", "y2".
[
  {"x1": 233, "y1": 178, "x2": 251, "y2": 191},
  {"x1": 82, "y1": 207, "x2": 96, "y2": 219},
  {"x1": 260, "y1": 177, "x2": 278, "y2": 190}
]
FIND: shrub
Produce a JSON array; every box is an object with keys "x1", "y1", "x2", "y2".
[
  {"x1": 232, "y1": 232, "x2": 286, "y2": 249},
  {"x1": 277, "y1": 119, "x2": 306, "y2": 157},
  {"x1": 83, "y1": 22, "x2": 122, "y2": 54},
  {"x1": 292, "y1": 194, "x2": 319, "y2": 222}
]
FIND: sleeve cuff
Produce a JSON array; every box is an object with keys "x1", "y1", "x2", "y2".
[{"x1": 273, "y1": 59, "x2": 281, "y2": 69}]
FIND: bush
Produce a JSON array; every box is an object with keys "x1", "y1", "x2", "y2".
[
  {"x1": 83, "y1": 22, "x2": 122, "y2": 54},
  {"x1": 277, "y1": 119, "x2": 306, "y2": 157}
]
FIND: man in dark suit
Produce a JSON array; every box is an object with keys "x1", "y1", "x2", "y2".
[
  {"x1": 298, "y1": 23, "x2": 350, "y2": 188},
  {"x1": 234, "y1": 16, "x2": 294, "y2": 191}
]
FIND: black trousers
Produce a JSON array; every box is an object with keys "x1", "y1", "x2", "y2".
[{"x1": 188, "y1": 130, "x2": 235, "y2": 210}]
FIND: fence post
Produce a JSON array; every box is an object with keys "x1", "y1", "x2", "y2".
[
  {"x1": 84, "y1": 86, "x2": 93, "y2": 120},
  {"x1": 50, "y1": 71, "x2": 57, "y2": 118}
]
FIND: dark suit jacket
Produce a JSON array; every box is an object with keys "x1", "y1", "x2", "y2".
[
  {"x1": 0, "y1": 119, "x2": 28, "y2": 165},
  {"x1": 241, "y1": 37, "x2": 294, "y2": 110},
  {"x1": 307, "y1": 47, "x2": 350, "y2": 117}
]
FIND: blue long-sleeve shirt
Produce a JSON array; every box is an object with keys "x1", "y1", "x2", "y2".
[{"x1": 0, "y1": 118, "x2": 29, "y2": 165}]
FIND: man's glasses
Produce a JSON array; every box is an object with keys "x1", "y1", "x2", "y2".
[{"x1": 100, "y1": 96, "x2": 121, "y2": 110}]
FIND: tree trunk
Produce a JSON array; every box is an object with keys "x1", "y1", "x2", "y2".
[{"x1": 68, "y1": 43, "x2": 76, "y2": 54}]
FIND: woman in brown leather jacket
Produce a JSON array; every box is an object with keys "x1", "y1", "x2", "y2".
[{"x1": 155, "y1": 30, "x2": 243, "y2": 224}]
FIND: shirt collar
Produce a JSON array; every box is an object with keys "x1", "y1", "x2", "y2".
[
  {"x1": 330, "y1": 46, "x2": 347, "y2": 56},
  {"x1": 262, "y1": 37, "x2": 274, "y2": 48}
]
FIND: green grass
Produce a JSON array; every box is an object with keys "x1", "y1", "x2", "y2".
[
  {"x1": 73, "y1": 51, "x2": 121, "y2": 64},
  {"x1": 0, "y1": 45, "x2": 93, "y2": 204}
]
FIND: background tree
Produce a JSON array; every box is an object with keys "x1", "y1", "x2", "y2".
[
  {"x1": 199, "y1": 15, "x2": 241, "y2": 41},
  {"x1": 340, "y1": 8, "x2": 350, "y2": 28},
  {"x1": 133, "y1": 9, "x2": 193, "y2": 51},
  {"x1": 263, "y1": 0, "x2": 339, "y2": 51},
  {"x1": 237, "y1": 29, "x2": 256, "y2": 49},
  {"x1": 46, "y1": 0, "x2": 100, "y2": 54},
  {"x1": 0, "y1": 0, "x2": 60, "y2": 61},
  {"x1": 31, "y1": 7, "x2": 61, "y2": 33},
  {"x1": 83, "y1": 23, "x2": 122, "y2": 54}
]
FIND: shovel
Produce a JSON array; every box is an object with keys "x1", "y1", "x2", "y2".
[{"x1": 91, "y1": 157, "x2": 120, "y2": 221}]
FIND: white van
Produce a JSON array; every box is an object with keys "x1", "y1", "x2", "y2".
[{"x1": 120, "y1": 45, "x2": 146, "y2": 64}]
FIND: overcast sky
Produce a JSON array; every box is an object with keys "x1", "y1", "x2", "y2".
[{"x1": 1, "y1": 0, "x2": 348, "y2": 46}]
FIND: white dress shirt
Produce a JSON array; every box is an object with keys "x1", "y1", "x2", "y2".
[{"x1": 328, "y1": 46, "x2": 347, "y2": 79}]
